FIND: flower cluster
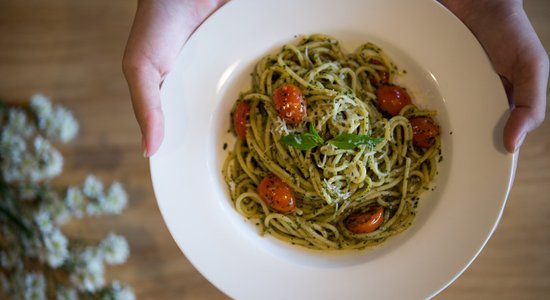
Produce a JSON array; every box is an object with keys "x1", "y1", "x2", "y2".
[{"x1": 0, "y1": 95, "x2": 134, "y2": 299}]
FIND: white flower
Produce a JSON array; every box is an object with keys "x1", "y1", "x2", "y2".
[
  {"x1": 1, "y1": 134, "x2": 64, "y2": 183},
  {"x1": 2, "y1": 152, "x2": 37, "y2": 183},
  {"x1": 70, "y1": 247, "x2": 105, "y2": 292},
  {"x1": 109, "y1": 281, "x2": 136, "y2": 300},
  {"x1": 33, "y1": 135, "x2": 52, "y2": 159},
  {"x1": 99, "y1": 233, "x2": 129, "y2": 265},
  {"x1": 30, "y1": 94, "x2": 53, "y2": 118},
  {"x1": 85, "y1": 201, "x2": 103, "y2": 216},
  {"x1": 41, "y1": 191, "x2": 71, "y2": 225},
  {"x1": 43, "y1": 148, "x2": 63, "y2": 179},
  {"x1": 0, "y1": 129, "x2": 26, "y2": 162},
  {"x1": 6, "y1": 108, "x2": 34, "y2": 138},
  {"x1": 51, "y1": 106, "x2": 79, "y2": 143},
  {"x1": 30, "y1": 94, "x2": 79, "y2": 143},
  {"x1": 34, "y1": 209, "x2": 54, "y2": 234},
  {"x1": 98, "y1": 182, "x2": 128, "y2": 214},
  {"x1": 22, "y1": 153, "x2": 41, "y2": 182},
  {"x1": 83, "y1": 175, "x2": 103, "y2": 198},
  {"x1": 42, "y1": 228, "x2": 69, "y2": 268},
  {"x1": 55, "y1": 286, "x2": 78, "y2": 300},
  {"x1": 65, "y1": 186, "x2": 85, "y2": 218},
  {"x1": 33, "y1": 135, "x2": 64, "y2": 180},
  {"x1": 23, "y1": 272, "x2": 46, "y2": 300},
  {"x1": 85, "y1": 182, "x2": 128, "y2": 216}
]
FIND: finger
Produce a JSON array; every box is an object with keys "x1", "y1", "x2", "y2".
[
  {"x1": 503, "y1": 52, "x2": 549, "y2": 153},
  {"x1": 124, "y1": 62, "x2": 165, "y2": 157},
  {"x1": 122, "y1": 0, "x2": 228, "y2": 156},
  {"x1": 122, "y1": 1, "x2": 183, "y2": 157}
]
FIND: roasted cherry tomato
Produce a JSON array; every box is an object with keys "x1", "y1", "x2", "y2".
[
  {"x1": 257, "y1": 174, "x2": 296, "y2": 214},
  {"x1": 272, "y1": 84, "x2": 307, "y2": 124},
  {"x1": 376, "y1": 85, "x2": 411, "y2": 116},
  {"x1": 409, "y1": 116, "x2": 439, "y2": 148},
  {"x1": 344, "y1": 206, "x2": 384, "y2": 234},
  {"x1": 233, "y1": 102, "x2": 250, "y2": 140}
]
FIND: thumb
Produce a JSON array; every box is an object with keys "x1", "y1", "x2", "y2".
[
  {"x1": 124, "y1": 62, "x2": 165, "y2": 157},
  {"x1": 503, "y1": 58, "x2": 548, "y2": 153}
]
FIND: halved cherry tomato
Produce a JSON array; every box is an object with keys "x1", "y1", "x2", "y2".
[
  {"x1": 409, "y1": 117, "x2": 439, "y2": 148},
  {"x1": 233, "y1": 102, "x2": 250, "y2": 140},
  {"x1": 257, "y1": 174, "x2": 296, "y2": 214},
  {"x1": 376, "y1": 85, "x2": 411, "y2": 116},
  {"x1": 272, "y1": 84, "x2": 307, "y2": 124},
  {"x1": 344, "y1": 206, "x2": 384, "y2": 234}
]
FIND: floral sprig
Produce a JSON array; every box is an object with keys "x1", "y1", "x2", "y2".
[{"x1": 0, "y1": 95, "x2": 134, "y2": 300}]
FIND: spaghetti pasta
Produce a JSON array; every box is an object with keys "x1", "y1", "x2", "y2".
[{"x1": 222, "y1": 34, "x2": 440, "y2": 250}]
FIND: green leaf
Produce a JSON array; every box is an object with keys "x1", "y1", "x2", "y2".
[
  {"x1": 280, "y1": 124, "x2": 324, "y2": 150},
  {"x1": 281, "y1": 125, "x2": 383, "y2": 151},
  {"x1": 327, "y1": 134, "x2": 383, "y2": 150},
  {"x1": 307, "y1": 123, "x2": 324, "y2": 144}
]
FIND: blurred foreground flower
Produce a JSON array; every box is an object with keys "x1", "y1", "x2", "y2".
[{"x1": 0, "y1": 95, "x2": 134, "y2": 300}]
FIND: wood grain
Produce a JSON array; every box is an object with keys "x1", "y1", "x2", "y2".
[{"x1": 0, "y1": 1, "x2": 548, "y2": 299}]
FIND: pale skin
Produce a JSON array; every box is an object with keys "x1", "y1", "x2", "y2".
[{"x1": 123, "y1": 0, "x2": 548, "y2": 157}]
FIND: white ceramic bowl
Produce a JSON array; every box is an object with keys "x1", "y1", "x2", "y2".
[{"x1": 151, "y1": 0, "x2": 516, "y2": 299}]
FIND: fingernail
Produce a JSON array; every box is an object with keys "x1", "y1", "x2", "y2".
[
  {"x1": 514, "y1": 132, "x2": 526, "y2": 152},
  {"x1": 142, "y1": 137, "x2": 149, "y2": 158}
]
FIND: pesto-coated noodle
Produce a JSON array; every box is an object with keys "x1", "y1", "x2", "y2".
[{"x1": 223, "y1": 34, "x2": 440, "y2": 250}]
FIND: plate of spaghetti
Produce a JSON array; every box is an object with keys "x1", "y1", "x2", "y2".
[
  {"x1": 223, "y1": 33, "x2": 441, "y2": 250},
  {"x1": 151, "y1": 0, "x2": 516, "y2": 299}
]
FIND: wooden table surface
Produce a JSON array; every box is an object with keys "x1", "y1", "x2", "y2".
[{"x1": 1, "y1": 1, "x2": 548, "y2": 299}]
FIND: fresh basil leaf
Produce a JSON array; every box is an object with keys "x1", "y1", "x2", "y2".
[
  {"x1": 327, "y1": 134, "x2": 383, "y2": 150},
  {"x1": 280, "y1": 134, "x2": 321, "y2": 150},
  {"x1": 281, "y1": 125, "x2": 382, "y2": 151},
  {"x1": 308, "y1": 123, "x2": 324, "y2": 144},
  {"x1": 280, "y1": 124, "x2": 324, "y2": 150}
]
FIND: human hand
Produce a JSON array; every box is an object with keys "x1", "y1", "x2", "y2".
[
  {"x1": 123, "y1": 0, "x2": 227, "y2": 157},
  {"x1": 441, "y1": 0, "x2": 549, "y2": 153}
]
